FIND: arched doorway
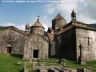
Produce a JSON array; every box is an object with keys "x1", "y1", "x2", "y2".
[{"x1": 6, "y1": 44, "x2": 12, "y2": 53}]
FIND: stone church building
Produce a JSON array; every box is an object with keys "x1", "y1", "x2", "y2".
[
  {"x1": 0, "y1": 10, "x2": 96, "y2": 63},
  {"x1": 24, "y1": 18, "x2": 49, "y2": 59}
]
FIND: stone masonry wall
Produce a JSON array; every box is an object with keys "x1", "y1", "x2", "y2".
[
  {"x1": 56, "y1": 28, "x2": 76, "y2": 60},
  {"x1": 24, "y1": 34, "x2": 49, "y2": 60},
  {"x1": 0, "y1": 28, "x2": 25, "y2": 54},
  {"x1": 76, "y1": 28, "x2": 96, "y2": 61}
]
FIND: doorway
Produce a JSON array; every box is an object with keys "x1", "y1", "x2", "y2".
[
  {"x1": 7, "y1": 47, "x2": 12, "y2": 53},
  {"x1": 6, "y1": 44, "x2": 12, "y2": 53},
  {"x1": 33, "y1": 50, "x2": 39, "y2": 58}
]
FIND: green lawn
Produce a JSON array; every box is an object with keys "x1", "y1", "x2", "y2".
[
  {"x1": 0, "y1": 53, "x2": 96, "y2": 72},
  {"x1": 32, "y1": 59, "x2": 96, "y2": 72},
  {"x1": 86, "y1": 61, "x2": 96, "y2": 72},
  {"x1": 62, "y1": 60, "x2": 96, "y2": 72},
  {"x1": 0, "y1": 53, "x2": 23, "y2": 72}
]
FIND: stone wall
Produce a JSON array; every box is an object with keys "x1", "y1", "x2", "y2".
[
  {"x1": 24, "y1": 34, "x2": 49, "y2": 60},
  {"x1": 56, "y1": 28, "x2": 76, "y2": 60},
  {"x1": 0, "y1": 27, "x2": 25, "y2": 54},
  {"x1": 76, "y1": 28, "x2": 96, "y2": 61}
]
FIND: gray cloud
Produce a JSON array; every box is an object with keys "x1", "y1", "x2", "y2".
[{"x1": 78, "y1": 0, "x2": 96, "y2": 20}]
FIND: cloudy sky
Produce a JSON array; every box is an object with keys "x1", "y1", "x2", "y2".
[{"x1": 0, "y1": 0, "x2": 96, "y2": 31}]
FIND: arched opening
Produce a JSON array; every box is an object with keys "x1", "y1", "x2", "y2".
[{"x1": 6, "y1": 44, "x2": 12, "y2": 53}]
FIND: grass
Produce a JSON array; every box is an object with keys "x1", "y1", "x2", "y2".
[
  {"x1": 0, "y1": 53, "x2": 23, "y2": 72},
  {"x1": 29, "y1": 59, "x2": 96, "y2": 72},
  {"x1": 61, "y1": 60, "x2": 96, "y2": 72},
  {"x1": 0, "y1": 54, "x2": 96, "y2": 72},
  {"x1": 64, "y1": 60, "x2": 82, "y2": 68},
  {"x1": 31, "y1": 58, "x2": 81, "y2": 67},
  {"x1": 85, "y1": 61, "x2": 96, "y2": 72}
]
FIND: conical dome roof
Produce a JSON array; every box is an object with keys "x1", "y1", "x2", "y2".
[
  {"x1": 32, "y1": 18, "x2": 44, "y2": 28},
  {"x1": 30, "y1": 17, "x2": 45, "y2": 35},
  {"x1": 52, "y1": 13, "x2": 67, "y2": 30},
  {"x1": 55, "y1": 13, "x2": 63, "y2": 19},
  {"x1": 53, "y1": 13, "x2": 66, "y2": 21}
]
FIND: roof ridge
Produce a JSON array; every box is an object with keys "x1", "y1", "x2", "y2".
[{"x1": 0, "y1": 26, "x2": 25, "y2": 35}]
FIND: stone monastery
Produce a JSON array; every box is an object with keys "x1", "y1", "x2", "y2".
[{"x1": 0, "y1": 10, "x2": 96, "y2": 63}]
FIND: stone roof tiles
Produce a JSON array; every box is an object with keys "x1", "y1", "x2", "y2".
[
  {"x1": 52, "y1": 13, "x2": 66, "y2": 22},
  {"x1": 31, "y1": 18, "x2": 44, "y2": 28}
]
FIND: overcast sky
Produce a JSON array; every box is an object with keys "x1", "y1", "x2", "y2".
[{"x1": 0, "y1": 0, "x2": 96, "y2": 31}]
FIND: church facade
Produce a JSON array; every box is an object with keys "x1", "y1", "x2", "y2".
[
  {"x1": 23, "y1": 18, "x2": 49, "y2": 60},
  {"x1": 0, "y1": 26, "x2": 25, "y2": 54},
  {"x1": 0, "y1": 10, "x2": 96, "y2": 63}
]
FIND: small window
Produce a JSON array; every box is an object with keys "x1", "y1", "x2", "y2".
[{"x1": 88, "y1": 37, "x2": 92, "y2": 46}]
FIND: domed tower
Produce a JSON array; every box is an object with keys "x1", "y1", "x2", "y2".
[
  {"x1": 52, "y1": 13, "x2": 67, "y2": 31},
  {"x1": 30, "y1": 17, "x2": 45, "y2": 36}
]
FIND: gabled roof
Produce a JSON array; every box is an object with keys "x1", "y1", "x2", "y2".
[
  {"x1": 57, "y1": 20, "x2": 96, "y2": 35},
  {"x1": 0, "y1": 26, "x2": 25, "y2": 35},
  {"x1": 70, "y1": 20, "x2": 96, "y2": 29},
  {"x1": 87, "y1": 24, "x2": 96, "y2": 28}
]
